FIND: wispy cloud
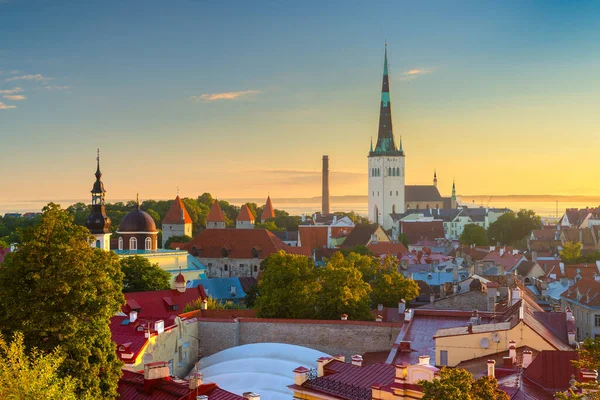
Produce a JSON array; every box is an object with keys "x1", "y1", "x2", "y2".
[
  {"x1": 400, "y1": 67, "x2": 435, "y2": 81},
  {"x1": 45, "y1": 85, "x2": 69, "y2": 90},
  {"x1": 6, "y1": 74, "x2": 55, "y2": 82},
  {"x1": 3, "y1": 95, "x2": 25, "y2": 100},
  {"x1": 0, "y1": 87, "x2": 23, "y2": 94},
  {"x1": 254, "y1": 169, "x2": 364, "y2": 186},
  {"x1": 191, "y1": 90, "x2": 260, "y2": 101},
  {"x1": 0, "y1": 101, "x2": 16, "y2": 110}
]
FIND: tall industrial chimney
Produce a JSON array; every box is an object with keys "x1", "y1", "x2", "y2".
[{"x1": 322, "y1": 155, "x2": 330, "y2": 215}]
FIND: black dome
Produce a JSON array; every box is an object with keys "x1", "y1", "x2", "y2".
[{"x1": 119, "y1": 208, "x2": 157, "y2": 232}]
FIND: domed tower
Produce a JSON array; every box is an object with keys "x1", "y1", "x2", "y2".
[
  {"x1": 86, "y1": 149, "x2": 112, "y2": 250},
  {"x1": 117, "y1": 195, "x2": 158, "y2": 251}
]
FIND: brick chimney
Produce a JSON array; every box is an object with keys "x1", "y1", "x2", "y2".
[
  {"x1": 317, "y1": 357, "x2": 333, "y2": 377},
  {"x1": 418, "y1": 355, "x2": 430, "y2": 365},
  {"x1": 467, "y1": 322, "x2": 473, "y2": 334},
  {"x1": 293, "y1": 366, "x2": 310, "y2": 385},
  {"x1": 508, "y1": 341, "x2": 517, "y2": 363},
  {"x1": 487, "y1": 360, "x2": 496, "y2": 378},
  {"x1": 351, "y1": 355, "x2": 363, "y2": 367},
  {"x1": 322, "y1": 155, "x2": 330, "y2": 215},
  {"x1": 522, "y1": 350, "x2": 533, "y2": 368},
  {"x1": 188, "y1": 369, "x2": 203, "y2": 390},
  {"x1": 143, "y1": 361, "x2": 170, "y2": 392}
]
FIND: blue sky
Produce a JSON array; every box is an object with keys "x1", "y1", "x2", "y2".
[{"x1": 2, "y1": 0, "x2": 600, "y2": 202}]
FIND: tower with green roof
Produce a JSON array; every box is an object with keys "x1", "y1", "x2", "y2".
[{"x1": 368, "y1": 44, "x2": 405, "y2": 230}]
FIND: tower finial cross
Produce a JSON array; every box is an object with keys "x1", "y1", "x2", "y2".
[{"x1": 96, "y1": 148, "x2": 100, "y2": 162}]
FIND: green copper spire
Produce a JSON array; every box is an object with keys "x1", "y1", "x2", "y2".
[
  {"x1": 370, "y1": 43, "x2": 403, "y2": 157},
  {"x1": 370, "y1": 136, "x2": 373, "y2": 152},
  {"x1": 452, "y1": 180, "x2": 456, "y2": 199}
]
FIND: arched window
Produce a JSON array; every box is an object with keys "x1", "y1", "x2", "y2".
[
  {"x1": 388, "y1": 167, "x2": 392, "y2": 176},
  {"x1": 396, "y1": 191, "x2": 399, "y2": 196},
  {"x1": 396, "y1": 167, "x2": 400, "y2": 176},
  {"x1": 416, "y1": 204, "x2": 420, "y2": 210},
  {"x1": 95, "y1": 239, "x2": 101, "y2": 248},
  {"x1": 392, "y1": 204, "x2": 396, "y2": 214},
  {"x1": 145, "y1": 237, "x2": 152, "y2": 250},
  {"x1": 118, "y1": 237, "x2": 123, "y2": 250},
  {"x1": 129, "y1": 237, "x2": 137, "y2": 250}
]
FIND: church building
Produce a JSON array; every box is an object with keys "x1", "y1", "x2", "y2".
[
  {"x1": 86, "y1": 150, "x2": 112, "y2": 250},
  {"x1": 368, "y1": 46, "x2": 456, "y2": 231}
]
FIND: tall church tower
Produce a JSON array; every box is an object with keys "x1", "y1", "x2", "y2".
[
  {"x1": 86, "y1": 149, "x2": 112, "y2": 250},
  {"x1": 368, "y1": 45, "x2": 405, "y2": 230}
]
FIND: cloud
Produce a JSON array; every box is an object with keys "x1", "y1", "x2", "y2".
[
  {"x1": 191, "y1": 90, "x2": 260, "y2": 101},
  {"x1": 0, "y1": 87, "x2": 23, "y2": 94},
  {"x1": 3, "y1": 95, "x2": 25, "y2": 100},
  {"x1": 6, "y1": 74, "x2": 55, "y2": 82},
  {"x1": 254, "y1": 169, "x2": 364, "y2": 186},
  {"x1": 0, "y1": 101, "x2": 16, "y2": 110},
  {"x1": 399, "y1": 67, "x2": 435, "y2": 81},
  {"x1": 45, "y1": 85, "x2": 69, "y2": 90}
]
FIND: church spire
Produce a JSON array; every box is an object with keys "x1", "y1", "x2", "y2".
[
  {"x1": 434, "y1": 169, "x2": 438, "y2": 188},
  {"x1": 371, "y1": 43, "x2": 402, "y2": 156},
  {"x1": 86, "y1": 149, "x2": 111, "y2": 235}
]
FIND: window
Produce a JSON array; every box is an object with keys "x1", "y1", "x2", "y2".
[
  {"x1": 118, "y1": 237, "x2": 123, "y2": 250},
  {"x1": 390, "y1": 191, "x2": 392, "y2": 196},
  {"x1": 221, "y1": 247, "x2": 229, "y2": 257},
  {"x1": 595, "y1": 315, "x2": 600, "y2": 327},
  {"x1": 224, "y1": 265, "x2": 228, "y2": 271},
  {"x1": 396, "y1": 191, "x2": 398, "y2": 196},
  {"x1": 254, "y1": 265, "x2": 258, "y2": 272},
  {"x1": 129, "y1": 237, "x2": 137, "y2": 250},
  {"x1": 440, "y1": 350, "x2": 448, "y2": 366},
  {"x1": 170, "y1": 305, "x2": 178, "y2": 311},
  {"x1": 396, "y1": 167, "x2": 400, "y2": 176},
  {"x1": 178, "y1": 346, "x2": 183, "y2": 364},
  {"x1": 145, "y1": 237, "x2": 152, "y2": 250},
  {"x1": 95, "y1": 239, "x2": 101, "y2": 248}
]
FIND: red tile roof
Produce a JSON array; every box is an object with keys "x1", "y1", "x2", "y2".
[
  {"x1": 111, "y1": 317, "x2": 152, "y2": 364},
  {"x1": 400, "y1": 221, "x2": 445, "y2": 245},
  {"x1": 236, "y1": 204, "x2": 255, "y2": 222},
  {"x1": 481, "y1": 251, "x2": 524, "y2": 270},
  {"x1": 162, "y1": 196, "x2": 192, "y2": 225},
  {"x1": 368, "y1": 241, "x2": 408, "y2": 256},
  {"x1": 298, "y1": 226, "x2": 328, "y2": 249},
  {"x1": 183, "y1": 228, "x2": 292, "y2": 259},
  {"x1": 123, "y1": 287, "x2": 207, "y2": 320},
  {"x1": 531, "y1": 228, "x2": 559, "y2": 240},
  {"x1": 260, "y1": 196, "x2": 275, "y2": 221},
  {"x1": 118, "y1": 370, "x2": 245, "y2": 400},
  {"x1": 207, "y1": 200, "x2": 225, "y2": 223},
  {"x1": 562, "y1": 277, "x2": 600, "y2": 307},
  {"x1": 522, "y1": 350, "x2": 579, "y2": 390}
]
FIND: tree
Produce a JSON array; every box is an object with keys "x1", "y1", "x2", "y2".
[
  {"x1": 120, "y1": 255, "x2": 171, "y2": 292},
  {"x1": 164, "y1": 235, "x2": 193, "y2": 249},
  {"x1": 398, "y1": 233, "x2": 409, "y2": 248},
  {"x1": 315, "y1": 252, "x2": 373, "y2": 321},
  {"x1": 513, "y1": 209, "x2": 541, "y2": 242},
  {"x1": 371, "y1": 271, "x2": 419, "y2": 308},
  {"x1": 555, "y1": 337, "x2": 600, "y2": 399},
  {"x1": 560, "y1": 241, "x2": 583, "y2": 264},
  {"x1": 0, "y1": 203, "x2": 124, "y2": 398},
  {"x1": 460, "y1": 224, "x2": 489, "y2": 246},
  {"x1": 255, "y1": 251, "x2": 319, "y2": 319},
  {"x1": 244, "y1": 284, "x2": 259, "y2": 308},
  {"x1": 488, "y1": 209, "x2": 541, "y2": 248},
  {"x1": 419, "y1": 367, "x2": 509, "y2": 400},
  {"x1": 0, "y1": 332, "x2": 79, "y2": 400},
  {"x1": 66, "y1": 202, "x2": 90, "y2": 226},
  {"x1": 340, "y1": 245, "x2": 373, "y2": 257},
  {"x1": 488, "y1": 212, "x2": 516, "y2": 245}
]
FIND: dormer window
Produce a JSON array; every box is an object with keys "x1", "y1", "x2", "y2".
[
  {"x1": 251, "y1": 247, "x2": 261, "y2": 258},
  {"x1": 221, "y1": 247, "x2": 230, "y2": 258},
  {"x1": 136, "y1": 325, "x2": 144, "y2": 332}
]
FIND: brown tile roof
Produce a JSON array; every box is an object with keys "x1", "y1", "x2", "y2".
[
  {"x1": 481, "y1": 251, "x2": 524, "y2": 270},
  {"x1": 260, "y1": 196, "x2": 275, "y2": 221},
  {"x1": 400, "y1": 221, "x2": 445, "y2": 245},
  {"x1": 405, "y1": 185, "x2": 443, "y2": 202},
  {"x1": 531, "y1": 229, "x2": 559, "y2": 240},
  {"x1": 298, "y1": 226, "x2": 328, "y2": 249},
  {"x1": 516, "y1": 261, "x2": 539, "y2": 277},
  {"x1": 183, "y1": 228, "x2": 291, "y2": 259},
  {"x1": 521, "y1": 350, "x2": 579, "y2": 390},
  {"x1": 236, "y1": 204, "x2": 255, "y2": 222},
  {"x1": 206, "y1": 200, "x2": 225, "y2": 223},
  {"x1": 162, "y1": 195, "x2": 192, "y2": 225},
  {"x1": 342, "y1": 223, "x2": 386, "y2": 248},
  {"x1": 562, "y1": 277, "x2": 600, "y2": 307},
  {"x1": 561, "y1": 228, "x2": 595, "y2": 246},
  {"x1": 554, "y1": 263, "x2": 600, "y2": 280}
]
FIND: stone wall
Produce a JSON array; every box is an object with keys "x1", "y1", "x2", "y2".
[{"x1": 197, "y1": 318, "x2": 402, "y2": 359}]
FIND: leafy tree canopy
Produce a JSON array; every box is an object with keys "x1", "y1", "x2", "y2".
[
  {"x1": 0, "y1": 203, "x2": 124, "y2": 398},
  {"x1": 560, "y1": 241, "x2": 583, "y2": 264},
  {"x1": 460, "y1": 224, "x2": 489, "y2": 246},
  {"x1": 0, "y1": 332, "x2": 79, "y2": 400},
  {"x1": 556, "y1": 337, "x2": 600, "y2": 399},
  {"x1": 164, "y1": 235, "x2": 193, "y2": 249},
  {"x1": 419, "y1": 367, "x2": 509, "y2": 400},
  {"x1": 120, "y1": 255, "x2": 171, "y2": 292},
  {"x1": 488, "y1": 209, "x2": 541, "y2": 248},
  {"x1": 371, "y1": 270, "x2": 419, "y2": 308}
]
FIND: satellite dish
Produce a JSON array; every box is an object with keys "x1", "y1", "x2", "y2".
[
  {"x1": 491, "y1": 332, "x2": 501, "y2": 343},
  {"x1": 143, "y1": 353, "x2": 154, "y2": 364},
  {"x1": 480, "y1": 337, "x2": 490, "y2": 349}
]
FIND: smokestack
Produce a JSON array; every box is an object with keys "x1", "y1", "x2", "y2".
[{"x1": 322, "y1": 155, "x2": 330, "y2": 215}]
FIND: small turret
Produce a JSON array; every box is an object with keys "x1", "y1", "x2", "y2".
[{"x1": 175, "y1": 271, "x2": 186, "y2": 293}]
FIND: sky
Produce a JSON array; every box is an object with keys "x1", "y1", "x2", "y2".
[{"x1": 1, "y1": 0, "x2": 600, "y2": 204}]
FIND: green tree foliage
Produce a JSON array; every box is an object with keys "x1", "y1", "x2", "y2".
[
  {"x1": 488, "y1": 209, "x2": 541, "y2": 247},
  {"x1": 0, "y1": 213, "x2": 42, "y2": 244},
  {"x1": 255, "y1": 221, "x2": 282, "y2": 232},
  {"x1": 0, "y1": 332, "x2": 79, "y2": 400},
  {"x1": 340, "y1": 245, "x2": 373, "y2": 257},
  {"x1": 555, "y1": 337, "x2": 600, "y2": 399},
  {"x1": 164, "y1": 235, "x2": 193, "y2": 249},
  {"x1": 182, "y1": 296, "x2": 244, "y2": 312},
  {"x1": 66, "y1": 202, "x2": 90, "y2": 226},
  {"x1": 244, "y1": 284, "x2": 259, "y2": 308},
  {"x1": 398, "y1": 233, "x2": 409, "y2": 248},
  {"x1": 120, "y1": 255, "x2": 171, "y2": 292},
  {"x1": 371, "y1": 271, "x2": 420, "y2": 308},
  {"x1": 0, "y1": 203, "x2": 124, "y2": 398},
  {"x1": 334, "y1": 211, "x2": 370, "y2": 224},
  {"x1": 460, "y1": 224, "x2": 489, "y2": 246},
  {"x1": 255, "y1": 251, "x2": 319, "y2": 319},
  {"x1": 560, "y1": 241, "x2": 583, "y2": 264},
  {"x1": 315, "y1": 252, "x2": 373, "y2": 321},
  {"x1": 419, "y1": 367, "x2": 509, "y2": 400}
]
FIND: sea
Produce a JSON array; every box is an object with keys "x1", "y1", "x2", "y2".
[{"x1": 2, "y1": 196, "x2": 600, "y2": 223}]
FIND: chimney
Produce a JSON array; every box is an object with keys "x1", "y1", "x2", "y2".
[
  {"x1": 376, "y1": 315, "x2": 383, "y2": 322},
  {"x1": 188, "y1": 369, "x2": 203, "y2": 390},
  {"x1": 333, "y1": 354, "x2": 345, "y2": 362},
  {"x1": 418, "y1": 355, "x2": 430, "y2": 365},
  {"x1": 511, "y1": 288, "x2": 521, "y2": 306},
  {"x1": 200, "y1": 299, "x2": 208, "y2": 310},
  {"x1": 351, "y1": 355, "x2": 363, "y2": 367},
  {"x1": 487, "y1": 360, "x2": 496, "y2": 378},
  {"x1": 196, "y1": 396, "x2": 208, "y2": 400},
  {"x1": 293, "y1": 366, "x2": 310, "y2": 385},
  {"x1": 317, "y1": 357, "x2": 333, "y2": 377},
  {"x1": 522, "y1": 350, "x2": 533, "y2": 368},
  {"x1": 322, "y1": 155, "x2": 330, "y2": 215},
  {"x1": 404, "y1": 309, "x2": 413, "y2": 322},
  {"x1": 154, "y1": 320, "x2": 164, "y2": 334},
  {"x1": 378, "y1": 304, "x2": 384, "y2": 312},
  {"x1": 503, "y1": 356, "x2": 513, "y2": 368},
  {"x1": 398, "y1": 299, "x2": 406, "y2": 314},
  {"x1": 129, "y1": 310, "x2": 138, "y2": 323},
  {"x1": 568, "y1": 329, "x2": 576, "y2": 345},
  {"x1": 144, "y1": 361, "x2": 170, "y2": 381},
  {"x1": 467, "y1": 322, "x2": 473, "y2": 334},
  {"x1": 341, "y1": 314, "x2": 348, "y2": 321},
  {"x1": 429, "y1": 293, "x2": 435, "y2": 303},
  {"x1": 508, "y1": 340, "x2": 516, "y2": 363},
  {"x1": 486, "y1": 282, "x2": 498, "y2": 313},
  {"x1": 243, "y1": 393, "x2": 260, "y2": 400},
  {"x1": 566, "y1": 307, "x2": 574, "y2": 321},
  {"x1": 394, "y1": 363, "x2": 408, "y2": 382}
]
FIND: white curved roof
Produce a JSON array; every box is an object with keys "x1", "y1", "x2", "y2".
[{"x1": 199, "y1": 343, "x2": 329, "y2": 400}]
